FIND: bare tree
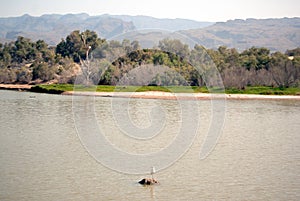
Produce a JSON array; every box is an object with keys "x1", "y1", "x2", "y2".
[
  {"x1": 79, "y1": 44, "x2": 92, "y2": 85},
  {"x1": 270, "y1": 60, "x2": 297, "y2": 87},
  {"x1": 221, "y1": 67, "x2": 250, "y2": 89}
]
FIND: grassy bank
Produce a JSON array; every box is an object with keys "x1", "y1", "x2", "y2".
[
  {"x1": 30, "y1": 84, "x2": 300, "y2": 95},
  {"x1": 225, "y1": 86, "x2": 300, "y2": 95}
]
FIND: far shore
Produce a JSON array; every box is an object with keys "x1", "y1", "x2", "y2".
[{"x1": 1, "y1": 84, "x2": 300, "y2": 100}]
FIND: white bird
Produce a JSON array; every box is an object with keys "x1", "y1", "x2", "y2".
[{"x1": 151, "y1": 166, "x2": 156, "y2": 179}]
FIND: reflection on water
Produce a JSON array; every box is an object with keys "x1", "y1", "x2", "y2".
[{"x1": 0, "y1": 90, "x2": 299, "y2": 201}]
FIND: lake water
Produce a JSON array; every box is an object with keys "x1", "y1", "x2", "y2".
[{"x1": 0, "y1": 90, "x2": 299, "y2": 200}]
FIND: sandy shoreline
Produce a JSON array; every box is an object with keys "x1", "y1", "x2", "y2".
[
  {"x1": 63, "y1": 91, "x2": 300, "y2": 100},
  {"x1": 1, "y1": 84, "x2": 300, "y2": 100},
  {"x1": 0, "y1": 84, "x2": 32, "y2": 90}
]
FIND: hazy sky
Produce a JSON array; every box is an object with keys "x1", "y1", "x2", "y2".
[{"x1": 1, "y1": 0, "x2": 299, "y2": 21}]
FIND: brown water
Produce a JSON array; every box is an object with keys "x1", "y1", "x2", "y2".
[{"x1": 0, "y1": 90, "x2": 299, "y2": 200}]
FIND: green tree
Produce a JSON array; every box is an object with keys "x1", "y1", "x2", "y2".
[
  {"x1": 240, "y1": 47, "x2": 271, "y2": 70},
  {"x1": 152, "y1": 52, "x2": 170, "y2": 65},
  {"x1": 0, "y1": 43, "x2": 13, "y2": 67},
  {"x1": 56, "y1": 30, "x2": 103, "y2": 62},
  {"x1": 32, "y1": 62, "x2": 55, "y2": 81},
  {"x1": 158, "y1": 38, "x2": 190, "y2": 58},
  {"x1": 35, "y1": 40, "x2": 55, "y2": 63},
  {"x1": 12, "y1": 36, "x2": 37, "y2": 63}
]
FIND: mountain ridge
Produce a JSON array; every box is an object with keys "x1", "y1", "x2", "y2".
[
  {"x1": 0, "y1": 13, "x2": 212, "y2": 45},
  {"x1": 0, "y1": 14, "x2": 299, "y2": 51},
  {"x1": 180, "y1": 17, "x2": 300, "y2": 51},
  {"x1": 103, "y1": 14, "x2": 213, "y2": 31}
]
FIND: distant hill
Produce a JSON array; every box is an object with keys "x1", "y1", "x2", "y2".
[
  {"x1": 0, "y1": 13, "x2": 136, "y2": 45},
  {"x1": 105, "y1": 14, "x2": 213, "y2": 31},
  {"x1": 180, "y1": 18, "x2": 300, "y2": 51},
  {"x1": 1, "y1": 14, "x2": 299, "y2": 52},
  {"x1": 0, "y1": 13, "x2": 212, "y2": 45}
]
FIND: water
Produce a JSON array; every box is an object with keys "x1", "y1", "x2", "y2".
[{"x1": 0, "y1": 90, "x2": 299, "y2": 200}]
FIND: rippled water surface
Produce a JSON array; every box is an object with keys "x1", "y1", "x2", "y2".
[{"x1": 0, "y1": 90, "x2": 299, "y2": 200}]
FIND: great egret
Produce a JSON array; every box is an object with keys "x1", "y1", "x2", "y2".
[{"x1": 151, "y1": 166, "x2": 156, "y2": 179}]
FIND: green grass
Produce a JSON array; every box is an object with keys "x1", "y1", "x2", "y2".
[
  {"x1": 226, "y1": 86, "x2": 300, "y2": 95},
  {"x1": 114, "y1": 86, "x2": 211, "y2": 93},
  {"x1": 32, "y1": 84, "x2": 209, "y2": 93},
  {"x1": 32, "y1": 84, "x2": 300, "y2": 95}
]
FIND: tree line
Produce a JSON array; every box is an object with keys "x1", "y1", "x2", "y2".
[{"x1": 0, "y1": 29, "x2": 299, "y2": 89}]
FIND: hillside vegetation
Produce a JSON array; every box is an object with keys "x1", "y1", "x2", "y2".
[{"x1": 0, "y1": 30, "x2": 299, "y2": 91}]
